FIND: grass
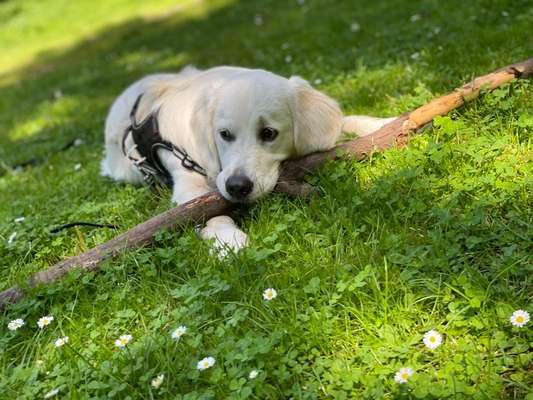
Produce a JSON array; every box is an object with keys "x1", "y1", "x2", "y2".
[{"x1": 0, "y1": 0, "x2": 532, "y2": 398}]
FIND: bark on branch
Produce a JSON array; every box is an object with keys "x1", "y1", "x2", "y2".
[{"x1": 1, "y1": 57, "x2": 532, "y2": 311}]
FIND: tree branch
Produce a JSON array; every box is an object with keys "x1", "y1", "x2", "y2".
[{"x1": 1, "y1": 57, "x2": 531, "y2": 311}]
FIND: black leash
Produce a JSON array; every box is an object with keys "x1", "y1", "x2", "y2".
[{"x1": 50, "y1": 222, "x2": 120, "y2": 234}]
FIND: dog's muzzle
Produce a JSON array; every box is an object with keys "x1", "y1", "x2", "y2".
[{"x1": 225, "y1": 174, "x2": 253, "y2": 201}]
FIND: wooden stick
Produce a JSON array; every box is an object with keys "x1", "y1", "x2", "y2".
[
  {"x1": 0, "y1": 193, "x2": 233, "y2": 307},
  {"x1": 1, "y1": 58, "x2": 531, "y2": 310},
  {"x1": 277, "y1": 58, "x2": 533, "y2": 184}
]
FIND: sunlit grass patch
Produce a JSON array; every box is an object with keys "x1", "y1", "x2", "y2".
[{"x1": 0, "y1": 0, "x2": 532, "y2": 398}]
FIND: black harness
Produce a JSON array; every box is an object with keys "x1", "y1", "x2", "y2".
[{"x1": 121, "y1": 94, "x2": 207, "y2": 187}]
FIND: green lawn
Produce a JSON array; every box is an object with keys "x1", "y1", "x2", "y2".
[{"x1": 0, "y1": 0, "x2": 532, "y2": 398}]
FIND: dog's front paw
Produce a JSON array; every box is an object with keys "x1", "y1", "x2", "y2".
[{"x1": 199, "y1": 216, "x2": 249, "y2": 258}]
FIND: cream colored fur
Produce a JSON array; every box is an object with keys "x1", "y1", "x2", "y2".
[{"x1": 101, "y1": 66, "x2": 393, "y2": 256}]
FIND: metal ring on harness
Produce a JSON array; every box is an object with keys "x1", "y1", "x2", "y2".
[{"x1": 121, "y1": 93, "x2": 207, "y2": 187}]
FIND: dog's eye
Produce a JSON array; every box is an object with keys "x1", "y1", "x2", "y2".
[
  {"x1": 219, "y1": 129, "x2": 234, "y2": 142},
  {"x1": 260, "y1": 127, "x2": 278, "y2": 142}
]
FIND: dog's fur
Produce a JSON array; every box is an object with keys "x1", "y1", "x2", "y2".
[{"x1": 101, "y1": 66, "x2": 394, "y2": 256}]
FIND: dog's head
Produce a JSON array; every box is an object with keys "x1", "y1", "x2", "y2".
[{"x1": 201, "y1": 70, "x2": 342, "y2": 202}]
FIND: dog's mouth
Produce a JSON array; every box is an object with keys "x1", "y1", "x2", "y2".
[
  {"x1": 217, "y1": 169, "x2": 278, "y2": 204},
  {"x1": 220, "y1": 189, "x2": 258, "y2": 204}
]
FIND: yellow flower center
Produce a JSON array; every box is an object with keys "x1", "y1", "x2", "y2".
[
  {"x1": 203, "y1": 361, "x2": 209, "y2": 368},
  {"x1": 401, "y1": 373, "x2": 409, "y2": 380},
  {"x1": 430, "y1": 336, "x2": 436, "y2": 342}
]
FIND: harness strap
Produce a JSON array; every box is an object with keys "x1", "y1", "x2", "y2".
[{"x1": 121, "y1": 94, "x2": 207, "y2": 187}]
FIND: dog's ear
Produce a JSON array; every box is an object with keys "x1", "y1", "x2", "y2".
[{"x1": 289, "y1": 76, "x2": 343, "y2": 156}]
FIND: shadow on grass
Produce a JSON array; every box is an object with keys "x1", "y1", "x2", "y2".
[
  {"x1": 0, "y1": 0, "x2": 531, "y2": 290},
  {"x1": 1, "y1": 0, "x2": 531, "y2": 167}
]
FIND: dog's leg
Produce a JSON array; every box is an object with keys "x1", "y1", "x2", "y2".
[
  {"x1": 101, "y1": 133, "x2": 144, "y2": 184},
  {"x1": 342, "y1": 115, "x2": 396, "y2": 137},
  {"x1": 160, "y1": 153, "x2": 248, "y2": 257},
  {"x1": 198, "y1": 215, "x2": 249, "y2": 258}
]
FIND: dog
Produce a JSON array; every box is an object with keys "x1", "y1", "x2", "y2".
[{"x1": 101, "y1": 66, "x2": 394, "y2": 256}]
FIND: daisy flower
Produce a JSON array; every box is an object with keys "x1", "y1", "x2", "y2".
[
  {"x1": 254, "y1": 15, "x2": 263, "y2": 26},
  {"x1": 44, "y1": 388, "x2": 59, "y2": 398},
  {"x1": 14, "y1": 217, "x2": 25, "y2": 223},
  {"x1": 114, "y1": 334, "x2": 133, "y2": 348},
  {"x1": 263, "y1": 288, "x2": 277, "y2": 301},
  {"x1": 54, "y1": 336, "x2": 69, "y2": 348},
  {"x1": 8, "y1": 318, "x2": 25, "y2": 331},
  {"x1": 37, "y1": 316, "x2": 54, "y2": 329},
  {"x1": 394, "y1": 367, "x2": 413, "y2": 384},
  {"x1": 510, "y1": 310, "x2": 530, "y2": 328},
  {"x1": 197, "y1": 356, "x2": 215, "y2": 370},
  {"x1": 151, "y1": 374, "x2": 165, "y2": 389},
  {"x1": 249, "y1": 369, "x2": 259, "y2": 379},
  {"x1": 7, "y1": 232, "x2": 17, "y2": 244},
  {"x1": 171, "y1": 325, "x2": 187, "y2": 340},
  {"x1": 350, "y1": 22, "x2": 361, "y2": 32},
  {"x1": 423, "y1": 330, "x2": 443, "y2": 350}
]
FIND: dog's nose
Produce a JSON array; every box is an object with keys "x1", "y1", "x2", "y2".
[{"x1": 226, "y1": 175, "x2": 253, "y2": 200}]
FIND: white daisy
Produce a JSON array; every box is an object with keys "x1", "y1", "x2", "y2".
[
  {"x1": 8, "y1": 318, "x2": 25, "y2": 331},
  {"x1": 263, "y1": 288, "x2": 277, "y2": 301},
  {"x1": 197, "y1": 356, "x2": 215, "y2": 370},
  {"x1": 423, "y1": 330, "x2": 442, "y2": 350},
  {"x1": 151, "y1": 374, "x2": 165, "y2": 389},
  {"x1": 37, "y1": 316, "x2": 54, "y2": 329},
  {"x1": 350, "y1": 22, "x2": 360, "y2": 32},
  {"x1": 410, "y1": 52, "x2": 421, "y2": 60},
  {"x1": 44, "y1": 388, "x2": 59, "y2": 398},
  {"x1": 54, "y1": 336, "x2": 69, "y2": 348},
  {"x1": 114, "y1": 334, "x2": 133, "y2": 348},
  {"x1": 7, "y1": 232, "x2": 17, "y2": 244},
  {"x1": 249, "y1": 369, "x2": 259, "y2": 379},
  {"x1": 73, "y1": 138, "x2": 84, "y2": 147},
  {"x1": 14, "y1": 217, "x2": 25, "y2": 223},
  {"x1": 510, "y1": 310, "x2": 530, "y2": 328},
  {"x1": 254, "y1": 15, "x2": 263, "y2": 26},
  {"x1": 74, "y1": 163, "x2": 82, "y2": 171},
  {"x1": 394, "y1": 367, "x2": 413, "y2": 384},
  {"x1": 171, "y1": 325, "x2": 187, "y2": 340},
  {"x1": 313, "y1": 78, "x2": 322, "y2": 85},
  {"x1": 410, "y1": 14, "x2": 421, "y2": 22}
]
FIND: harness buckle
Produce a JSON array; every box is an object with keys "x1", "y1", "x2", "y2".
[
  {"x1": 122, "y1": 93, "x2": 208, "y2": 187},
  {"x1": 181, "y1": 157, "x2": 195, "y2": 170}
]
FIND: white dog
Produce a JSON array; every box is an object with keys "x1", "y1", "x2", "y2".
[{"x1": 101, "y1": 66, "x2": 393, "y2": 256}]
